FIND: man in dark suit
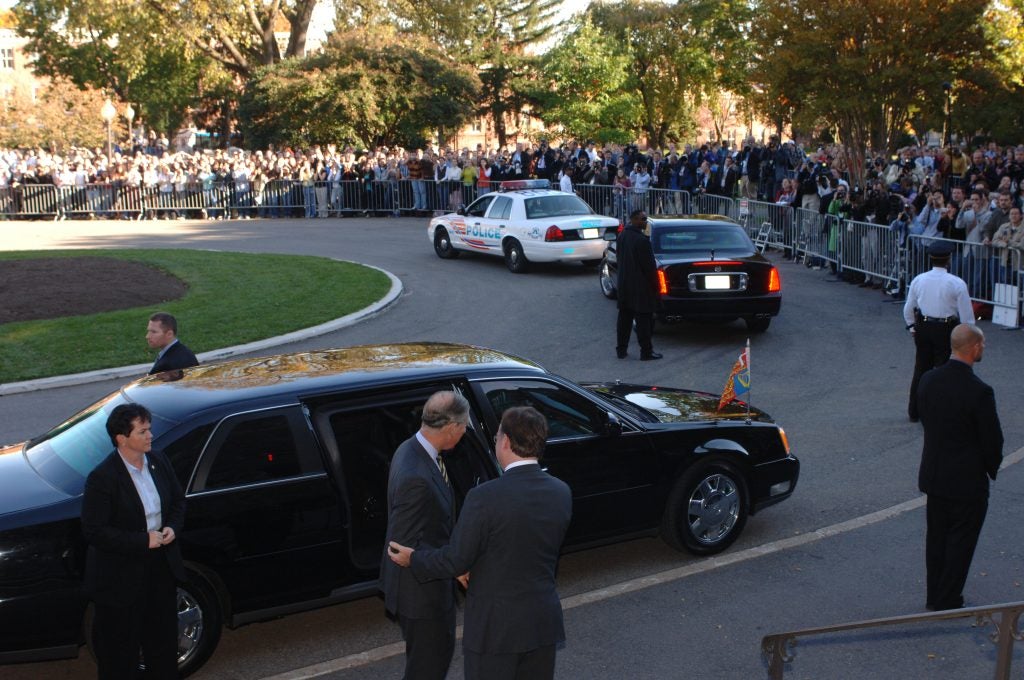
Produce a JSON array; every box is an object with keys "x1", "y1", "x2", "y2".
[
  {"x1": 711, "y1": 156, "x2": 739, "y2": 197},
  {"x1": 380, "y1": 391, "x2": 470, "y2": 680},
  {"x1": 389, "y1": 406, "x2": 572, "y2": 680},
  {"x1": 147, "y1": 311, "x2": 199, "y2": 375},
  {"x1": 81, "y1": 403, "x2": 186, "y2": 680},
  {"x1": 918, "y1": 323, "x2": 1003, "y2": 611},
  {"x1": 615, "y1": 209, "x2": 662, "y2": 360}
]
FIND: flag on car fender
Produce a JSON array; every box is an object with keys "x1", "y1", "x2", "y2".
[{"x1": 717, "y1": 341, "x2": 750, "y2": 411}]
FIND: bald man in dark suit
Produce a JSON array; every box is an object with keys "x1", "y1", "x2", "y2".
[{"x1": 918, "y1": 323, "x2": 1002, "y2": 611}]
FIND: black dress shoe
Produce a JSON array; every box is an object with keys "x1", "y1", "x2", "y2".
[
  {"x1": 616, "y1": 350, "x2": 627, "y2": 359},
  {"x1": 908, "y1": 415, "x2": 919, "y2": 423},
  {"x1": 640, "y1": 352, "x2": 663, "y2": 361}
]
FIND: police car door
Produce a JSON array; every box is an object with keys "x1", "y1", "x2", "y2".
[
  {"x1": 461, "y1": 194, "x2": 501, "y2": 253},
  {"x1": 480, "y1": 194, "x2": 513, "y2": 253}
]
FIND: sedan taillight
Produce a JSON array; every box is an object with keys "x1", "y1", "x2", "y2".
[
  {"x1": 768, "y1": 267, "x2": 781, "y2": 292},
  {"x1": 657, "y1": 269, "x2": 668, "y2": 295},
  {"x1": 544, "y1": 226, "x2": 565, "y2": 242}
]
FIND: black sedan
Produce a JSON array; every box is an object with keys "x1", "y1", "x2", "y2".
[
  {"x1": 0, "y1": 343, "x2": 798, "y2": 676},
  {"x1": 599, "y1": 215, "x2": 782, "y2": 332}
]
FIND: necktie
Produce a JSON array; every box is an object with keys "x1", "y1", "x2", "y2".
[{"x1": 437, "y1": 454, "x2": 450, "y2": 487}]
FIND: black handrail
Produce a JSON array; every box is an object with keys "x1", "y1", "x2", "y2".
[{"x1": 762, "y1": 600, "x2": 1024, "y2": 679}]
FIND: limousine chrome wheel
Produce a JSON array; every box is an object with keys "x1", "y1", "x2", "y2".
[
  {"x1": 662, "y1": 459, "x2": 748, "y2": 555},
  {"x1": 177, "y1": 575, "x2": 222, "y2": 677}
]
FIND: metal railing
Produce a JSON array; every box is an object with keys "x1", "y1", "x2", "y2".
[{"x1": 762, "y1": 600, "x2": 1024, "y2": 679}]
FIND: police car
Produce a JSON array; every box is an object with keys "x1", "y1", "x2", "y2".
[{"x1": 428, "y1": 180, "x2": 621, "y2": 273}]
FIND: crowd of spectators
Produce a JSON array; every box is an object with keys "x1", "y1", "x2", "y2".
[{"x1": 0, "y1": 133, "x2": 1022, "y2": 285}]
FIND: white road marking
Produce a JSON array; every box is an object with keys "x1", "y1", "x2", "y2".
[{"x1": 259, "y1": 445, "x2": 1024, "y2": 679}]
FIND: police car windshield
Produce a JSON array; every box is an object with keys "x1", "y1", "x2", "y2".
[
  {"x1": 652, "y1": 225, "x2": 754, "y2": 254},
  {"x1": 524, "y1": 195, "x2": 594, "y2": 219}
]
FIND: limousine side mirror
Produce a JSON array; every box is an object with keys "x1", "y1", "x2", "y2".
[{"x1": 604, "y1": 411, "x2": 622, "y2": 437}]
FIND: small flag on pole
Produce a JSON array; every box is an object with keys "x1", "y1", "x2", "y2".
[{"x1": 718, "y1": 340, "x2": 751, "y2": 411}]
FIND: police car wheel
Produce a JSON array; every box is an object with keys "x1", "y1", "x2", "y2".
[
  {"x1": 433, "y1": 227, "x2": 459, "y2": 259},
  {"x1": 599, "y1": 259, "x2": 617, "y2": 299},
  {"x1": 504, "y1": 240, "x2": 528, "y2": 273}
]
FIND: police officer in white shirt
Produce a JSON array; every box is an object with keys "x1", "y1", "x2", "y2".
[{"x1": 903, "y1": 241, "x2": 975, "y2": 422}]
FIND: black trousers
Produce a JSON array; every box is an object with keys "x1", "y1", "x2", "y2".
[
  {"x1": 398, "y1": 606, "x2": 456, "y2": 680},
  {"x1": 908, "y1": 319, "x2": 956, "y2": 419},
  {"x1": 925, "y1": 494, "x2": 988, "y2": 610},
  {"x1": 92, "y1": 550, "x2": 178, "y2": 680},
  {"x1": 464, "y1": 644, "x2": 557, "y2": 680},
  {"x1": 616, "y1": 307, "x2": 654, "y2": 356}
]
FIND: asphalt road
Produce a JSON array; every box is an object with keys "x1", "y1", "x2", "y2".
[{"x1": 3, "y1": 217, "x2": 1023, "y2": 679}]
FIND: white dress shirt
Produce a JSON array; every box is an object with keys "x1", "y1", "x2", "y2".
[
  {"x1": 903, "y1": 267, "x2": 974, "y2": 326},
  {"x1": 119, "y1": 453, "x2": 163, "y2": 532}
]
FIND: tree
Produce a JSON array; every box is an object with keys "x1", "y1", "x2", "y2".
[
  {"x1": 0, "y1": 79, "x2": 111, "y2": 150},
  {"x1": 588, "y1": 0, "x2": 753, "y2": 148},
  {"x1": 751, "y1": 0, "x2": 990, "y2": 186},
  {"x1": 14, "y1": 0, "x2": 320, "y2": 138},
  {"x1": 349, "y1": 0, "x2": 561, "y2": 148},
  {"x1": 534, "y1": 17, "x2": 641, "y2": 143},
  {"x1": 238, "y1": 32, "x2": 480, "y2": 149}
]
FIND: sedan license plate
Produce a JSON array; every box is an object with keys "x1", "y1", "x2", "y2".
[
  {"x1": 704, "y1": 274, "x2": 731, "y2": 290},
  {"x1": 581, "y1": 228, "x2": 599, "y2": 239}
]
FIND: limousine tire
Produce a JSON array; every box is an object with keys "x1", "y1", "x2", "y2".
[
  {"x1": 662, "y1": 458, "x2": 748, "y2": 555},
  {"x1": 434, "y1": 227, "x2": 460, "y2": 259},
  {"x1": 176, "y1": 572, "x2": 223, "y2": 677}
]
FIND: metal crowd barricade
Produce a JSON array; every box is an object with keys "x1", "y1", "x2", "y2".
[
  {"x1": 906, "y1": 234, "x2": 1022, "y2": 327},
  {"x1": 741, "y1": 199, "x2": 797, "y2": 254},
  {"x1": 836, "y1": 219, "x2": 900, "y2": 287},
  {"x1": 647, "y1": 187, "x2": 691, "y2": 216},
  {"x1": 11, "y1": 184, "x2": 62, "y2": 219},
  {"x1": 574, "y1": 183, "x2": 615, "y2": 218},
  {"x1": 691, "y1": 192, "x2": 736, "y2": 219},
  {"x1": 793, "y1": 209, "x2": 839, "y2": 269}
]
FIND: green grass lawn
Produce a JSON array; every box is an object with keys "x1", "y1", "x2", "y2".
[{"x1": 0, "y1": 249, "x2": 391, "y2": 383}]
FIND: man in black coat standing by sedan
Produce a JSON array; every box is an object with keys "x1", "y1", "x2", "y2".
[
  {"x1": 389, "y1": 406, "x2": 572, "y2": 680},
  {"x1": 918, "y1": 323, "x2": 1003, "y2": 611},
  {"x1": 615, "y1": 209, "x2": 662, "y2": 360}
]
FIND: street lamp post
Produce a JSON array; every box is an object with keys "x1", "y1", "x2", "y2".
[
  {"x1": 124, "y1": 103, "x2": 135, "y2": 153},
  {"x1": 101, "y1": 98, "x2": 117, "y2": 161},
  {"x1": 942, "y1": 82, "x2": 953, "y2": 147}
]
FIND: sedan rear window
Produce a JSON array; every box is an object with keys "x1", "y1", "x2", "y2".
[
  {"x1": 524, "y1": 195, "x2": 593, "y2": 219},
  {"x1": 653, "y1": 225, "x2": 753, "y2": 254}
]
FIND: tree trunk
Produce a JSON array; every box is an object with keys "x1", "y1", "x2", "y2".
[{"x1": 285, "y1": 0, "x2": 318, "y2": 59}]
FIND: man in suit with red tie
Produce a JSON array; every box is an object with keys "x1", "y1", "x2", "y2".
[
  {"x1": 389, "y1": 406, "x2": 573, "y2": 680},
  {"x1": 81, "y1": 403, "x2": 186, "y2": 680},
  {"x1": 918, "y1": 324, "x2": 1003, "y2": 611},
  {"x1": 380, "y1": 391, "x2": 470, "y2": 680}
]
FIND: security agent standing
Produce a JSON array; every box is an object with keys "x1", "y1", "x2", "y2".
[
  {"x1": 81, "y1": 403, "x2": 186, "y2": 680},
  {"x1": 615, "y1": 209, "x2": 662, "y2": 360},
  {"x1": 147, "y1": 311, "x2": 199, "y2": 375},
  {"x1": 918, "y1": 324, "x2": 1002, "y2": 610},
  {"x1": 379, "y1": 391, "x2": 470, "y2": 680},
  {"x1": 388, "y1": 406, "x2": 573, "y2": 680},
  {"x1": 903, "y1": 241, "x2": 974, "y2": 422}
]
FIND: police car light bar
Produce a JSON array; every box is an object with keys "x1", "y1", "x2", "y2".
[{"x1": 499, "y1": 179, "x2": 550, "y2": 191}]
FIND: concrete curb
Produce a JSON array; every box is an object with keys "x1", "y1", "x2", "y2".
[{"x1": 0, "y1": 262, "x2": 403, "y2": 396}]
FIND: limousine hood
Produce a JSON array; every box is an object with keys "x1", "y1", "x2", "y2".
[{"x1": 586, "y1": 383, "x2": 771, "y2": 424}]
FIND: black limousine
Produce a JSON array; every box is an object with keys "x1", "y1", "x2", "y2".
[{"x1": 0, "y1": 342, "x2": 798, "y2": 675}]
